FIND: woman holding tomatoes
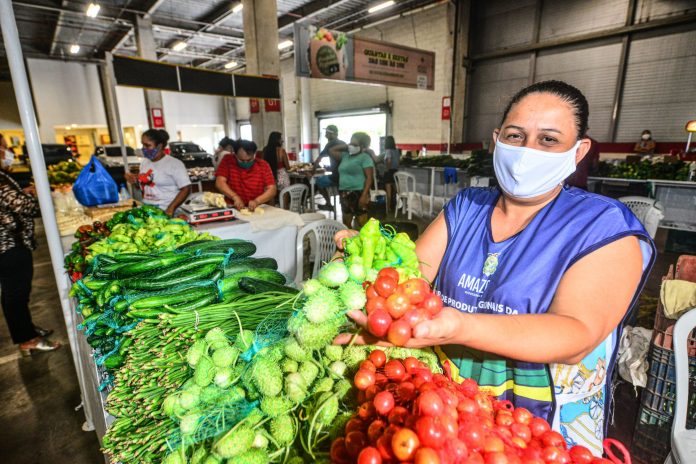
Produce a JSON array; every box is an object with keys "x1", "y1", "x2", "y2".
[{"x1": 335, "y1": 80, "x2": 655, "y2": 454}]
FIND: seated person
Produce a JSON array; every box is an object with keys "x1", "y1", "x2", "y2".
[
  {"x1": 215, "y1": 139, "x2": 277, "y2": 212},
  {"x1": 634, "y1": 129, "x2": 656, "y2": 155}
]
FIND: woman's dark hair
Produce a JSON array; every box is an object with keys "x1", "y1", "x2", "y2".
[
  {"x1": 352, "y1": 132, "x2": 371, "y2": 150},
  {"x1": 236, "y1": 139, "x2": 257, "y2": 157},
  {"x1": 384, "y1": 136, "x2": 397, "y2": 150},
  {"x1": 500, "y1": 80, "x2": 589, "y2": 139},
  {"x1": 142, "y1": 129, "x2": 170, "y2": 147},
  {"x1": 263, "y1": 131, "x2": 282, "y2": 179},
  {"x1": 218, "y1": 137, "x2": 238, "y2": 152}
]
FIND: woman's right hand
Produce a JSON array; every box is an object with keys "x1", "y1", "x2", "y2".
[
  {"x1": 334, "y1": 229, "x2": 358, "y2": 250},
  {"x1": 233, "y1": 197, "x2": 245, "y2": 210},
  {"x1": 124, "y1": 172, "x2": 137, "y2": 184}
]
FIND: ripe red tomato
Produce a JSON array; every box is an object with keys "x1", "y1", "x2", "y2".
[
  {"x1": 459, "y1": 378, "x2": 480, "y2": 398},
  {"x1": 401, "y1": 278, "x2": 429, "y2": 304},
  {"x1": 376, "y1": 434, "x2": 395, "y2": 460},
  {"x1": 466, "y1": 452, "x2": 485, "y2": 464},
  {"x1": 360, "y1": 360, "x2": 377, "y2": 372},
  {"x1": 483, "y1": 436, "x2": 505, "y2": 454},
  {"x1": 403, "y1": 356, "x2": 420, "y2": 373},
  {"x1": 374, "y1": 276, "x2": 398, "y2": 298},
  {"x1": 415, "y1": 446, "x2": 442, "y2": 464},
  {"x1": 512, "y1": 407, "x2": 532, "y2": 425},
  {"x1": 387, "y1": 320, "x2": 412, "y2": 346},
  {"x1": 386, "y1": 292, "x2": 411, "y2": 319},
  {"x1": 484, "y1": 452, "x2": 509, "y2": 464},
  {"x1": 422, "y1": 294, "x2": 444, "y2": 316},
  {"x1": 330, "y1": 437, "x2": 350, "y2": 464},
  {"x1": 446, "y1": 438, "x2": 469, "y2": 462},
  {"x1": 354, "y1": 369, "x2": 376, "y2": 390},
  {"x1": 357, "y1": 446, "x2": 383, "y2": 464},
  {"x1": 367, "y1": 309, "x2": 393, "y2": 337},
  {"x1": 458, "y1": 397, "x2": 479, "y2": 415},
  {"x1": 439, "y1": 413, "x2": 459, "y2": 438},
  {"x1": 375, "y1": 372, "x2": 388, "y2": 386},
  {"x1": 540, "y1": 430, "x2": 566, "y2": 449},
  {"x1": 396, "y1": 381, "x2": 417, "y2": 403},
  {"x1": 345, "y1": 417, "x2": 365, "y2": 434},
  {"x1": 345, "y1": 430, "x2": 368, "y2": 457},
  {"x1": 510, "y1": 423, "x2": 532, "y2": 443},
  {"x1": 528, "y1": 418, "x2": 550, "y2": 438},
  {"x1": 358, "y1": 401, "x2": 377, "y2": 421},
  {"x1": 366, "y1": 285, "x2": 380, "y2": 299},
  {"x1": 385, "y1": 359, "x2": 407, "y2": 382},
  {"x1": 387, "y1": 405, "x2": 409, "y2": 425},
  {"x1": 367, "y1": 419, "x2": 387, "y2": 443},
  {"x1": 568, "y1": 445, "x2": 594, "y2": 464},
  {"x1": 415, "y1": 416, "x2": 446, "y2": 448},
  {"x1": 417, "y1": 390, "x2": 445, "y2": 417},
  {"x1": 511, "y1": 437, "x2": 527, "y2": 449},
  {"x1": 391, "y1": 427, "x2": 420, "y2": 461},
  {"x1": 378, "y1": 267, "x2": 400, "y2": 283},
  {"x1": 403, "y1": 307, "x2": 428, "y2": 327},
  {"x1": 374, "y1": 391, "x2": 396, "y2": 416},
  {"x1": 496, "y1": 412, "x2": 515, "y2": 427},
  {"x1": 540, "y1": 446, "x2": 562, "y2": 463},
  {"x1": 437, "y1": 388, "x2": 459, "y2": 409},
  {"x1": 366, "y1": 296, "x2": 387, "y2": 315},
  {"x1": 369, "y1": 349, "x2": 387, "y2": 368},
  {"x1": 365, "y1": 384, "x2": 380, "y2": 401}
]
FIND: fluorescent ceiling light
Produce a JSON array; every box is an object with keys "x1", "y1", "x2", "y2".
[
  {"x1": 86, "y1": 3, "x2": 100, "y2": 18},
  {"x1": 224, "y1": 61, "x2": 238, "y2": 69},
  {"x1": 368, "y1": 0, "x2": 395, "y2": 13},
  {"x1": 172, "y1": 41, "x2": 187, "y2": 52},
  {"x1": 232, "y1": 3, "x2": 243, "y2": 13},
  {"x1": 278, "y1": 40, "x2": 293, "y2": 50},
  {"x1": 69, "y1": 44, "x2": 80, "y2": 54}
]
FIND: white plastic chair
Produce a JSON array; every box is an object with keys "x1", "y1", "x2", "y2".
[
  {"x1": 280, "y1": 184, "x2": 308, "y2": 214},
  {"x1": 667, "y1": 307, "x2": 696, "y2": 463},
  {"x1": 618, "y1": 196, "x2": 665, "y2": 239},
  {"x1": 370, "y1": 174, "x2": 389, "y2": 215},
  {"x1": 394, "y1": 171, "x2": 420, "y2": 220},
  {"x1": 294, "y1": 219, "x2": 346, "y2": 285}
]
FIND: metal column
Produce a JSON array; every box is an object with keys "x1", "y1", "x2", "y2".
[
  {"x1": 0, "y1": 0, "x2": 94, "y2": 430},
  {"x1": 299, "y1": 76, "x2": 313, "y2": 162}
]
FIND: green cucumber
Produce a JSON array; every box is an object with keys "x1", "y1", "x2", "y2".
[
  {"x1": 223, "y1": 257, "x2": 277, "y2": 276},
  {"x1": 114, "y1": 254, "x2": 191, "y2": 278},
  {"x1": 129, "y1": 286, "x2": 217, "y2": 310},
  {"x1": 141, "y1": 254, "x2": 226, "y2": 281},
  {"x1": 120, "y1": 263, "x2": 219, "y2": 291},
  {"x1": 238, "y1": 277, "x2": 298, "y2": 295},
  {"x1": 219, "y1": 269, "x2": 286, "y2": 295}
]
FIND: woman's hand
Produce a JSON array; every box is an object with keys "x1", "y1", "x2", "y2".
[
  {"x1": 248, "y1": 199, "x2": 259, "y2": 212},
  {"x1": 232, "y1": 197, "x2": 244, "y2": 210},
  {"x1": 333, "y1": 307, "x2": 464, "y2": 348},
  {"x1": 22, "y1": 185, "x2": 36, "y2": 196},
  {"x1": 359, "y1": 192, "x2": 370, "y2": 210},
  {"x1": 334, "y1": 229, "x2": 358, "y2": 250},
  {"x1": 125, "y1": 172, "x2": 137, "y2": 184}
]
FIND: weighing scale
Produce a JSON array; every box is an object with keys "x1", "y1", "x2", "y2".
[{"x1": 180, "y1": 193, "x2": 236, "y2": 225}]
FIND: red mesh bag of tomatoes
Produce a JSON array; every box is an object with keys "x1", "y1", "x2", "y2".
[
  {"x1": 364, "y1": 268, "x2": 443, "y2": 346},
  {"x1": 332, "y1": 349, "x2": 632, "y2": 464}
]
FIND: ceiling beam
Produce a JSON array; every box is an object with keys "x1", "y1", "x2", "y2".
[
  {"x1": 277, "y1": 0, "x2": 355, "y2": 31},
  {"x1": 108, "y1": 0, "x2": 167, "y2": 52},
  {"x1": 48, "y1": 0, "x2": 70, "y2": 56}
]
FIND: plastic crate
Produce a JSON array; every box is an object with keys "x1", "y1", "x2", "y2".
[
  {"x1": 631, "y1": 422, "x2": 671, "y2": 464},
  {"x1": 636, "y1": 255, "x2": 696, "y2": 428}
]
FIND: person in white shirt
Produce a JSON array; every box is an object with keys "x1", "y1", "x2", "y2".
[{"x1": 125, "y1": 129, "x2": 191, "y2": 215}]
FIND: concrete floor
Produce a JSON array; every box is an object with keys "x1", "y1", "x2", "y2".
[{"x1": 0, "y1": 206, "x2": 687, "y2": 464}]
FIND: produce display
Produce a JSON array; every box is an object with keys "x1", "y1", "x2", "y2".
[
  {"x1": 62, "y1": 211, "x2": 630, "y2": 464},
  {"x1": 593, "y1": 159, "x2": 690, "y2": 180},
  {"x1": 400, "y1": 150, "x2": 494, "y2": 177},
  {"x1": 47, "y1": 160, "x2": 81, "y2": 186}
]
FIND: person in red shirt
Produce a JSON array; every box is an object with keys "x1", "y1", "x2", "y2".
[{"x1": 215, "y1": 139, "x2": 277, "y2": 211}]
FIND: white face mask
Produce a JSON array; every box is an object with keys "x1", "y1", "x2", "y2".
[
  {"x1": 348, "y1": 144, "x2": 361, "y2": 155},
  {"x1": 493, "y1": 139, "x2": 580, "y2": 199},
  {"x1": 642, "y1": 133, "x2": 651, "y2": 140}
]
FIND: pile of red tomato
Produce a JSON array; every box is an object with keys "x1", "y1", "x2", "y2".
[
  {"x1": 365, "y1": 268, "x2": 443, "y2": 346},
  {"x1": 331, "y1": 349, "x2": 623, "y2": 464}
]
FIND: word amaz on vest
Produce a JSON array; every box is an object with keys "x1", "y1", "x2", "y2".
[
  {"x1": 436, "y1": 290, "x2": 519, "y2": 315},
  {"x1": 457, "y1": 272, "x2": 491, "y2": 296}
]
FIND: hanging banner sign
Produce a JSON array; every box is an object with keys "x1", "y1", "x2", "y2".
[
  {"x1": 441, "y1": 96, "x2": 451, "y2": 120},
  {"x1": 249, "y1": 98, "x2": 260, "y2": 114},
  {"x1": 264, "y1": 99, "x2": 281, "y2": 112},
  {"x1": 294, "y1": 24, "x2": 435, "y2": 91}
]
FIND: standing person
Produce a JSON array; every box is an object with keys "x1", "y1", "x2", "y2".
[
  {"x1": 215, "y1": 139, "x2": 277, "y2": 211},
  {"x1": 382, "y1": 135, "x2": 401, "y2": 211},
  {"x1": 634, "y1": 129, "x2": 656, "y2": 155},
  {"x1": 314, "y1": 125, "x2": 344, "y2": 211},
  {"x1": 329, "y1": 132, "x2": 374, "y2": 228},
  {"x1": 263, "y1": 132, "x2": 290, "y2": 192},
  {"x1": 125, "y1": 129, "x2": 191, "y2": 216},
  {"x1": 214, "y1": 137, "x2": 238, "y2": 168},
  {"x1": 0, "y1": 135, "x2": 60, "y2": 356},
  {"x1": 335, "y1": 81, "x2": 654, "y2": 453},
  {"x1": 567, "y1": 136, "x2": 599, "y2": 190}
]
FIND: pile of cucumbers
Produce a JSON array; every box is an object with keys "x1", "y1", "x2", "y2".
[{"x1": 71, "y1": 238, "x2": 290, "y2": 372}]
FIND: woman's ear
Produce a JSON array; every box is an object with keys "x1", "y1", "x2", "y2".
[
  {"x1": 491, "y1": 129, "x2": 500, "y2": 147},
  {"x1": 575, "y1": 138, "x2": 591, "y2": 165}
]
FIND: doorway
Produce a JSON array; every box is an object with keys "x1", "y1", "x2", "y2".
[
  {"x1": 176, "y1": 124, "x2": 225, "y2": 154},
  {"x1": 318, "y1": 112, "x2": 387, "y2": 164}
]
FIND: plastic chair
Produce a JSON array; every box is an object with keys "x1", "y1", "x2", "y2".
[
  {"x1": 294, "y1": 219, "x2": 346, "y2": 285},
  {"x1": 667, "y1": 307, "x2": 696, "y2": 463},
  {"x1": 619, "y1": 196, "x2": 665, "y2": 239},
  {"x1": 325, "y1": 185, "x2": 340, "y2": 220},
  {"x1": 280, "y1": 184, "x2": 308, "y2": 214},
  {"x1": 370, "y1": 174, "x2": 389, "y2": 215},
  {"x1": 394, "y1": 171, "x2": 419, "y2": 220}
]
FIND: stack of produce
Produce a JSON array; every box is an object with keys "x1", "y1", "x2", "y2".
[
  {"x1": 594, "y1": 159, "x2": 689, "y2": 180},
  {"x1": 332, "y1": 348, "x2": 621, "y2": 464},
  {"x1": 401, "y1": 155, "x2": 469, "y2": 169},
  {"x1": 47, "y1": 159, "x2": 81, "y2": 187},
  {"x1": 65, "y1": 221, "x2": 111, "y2": 279},
  {"x1": 71, "y1": 239, "x2": 286, "y2": 373}
]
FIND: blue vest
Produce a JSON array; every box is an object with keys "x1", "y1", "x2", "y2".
[{"x1": 435, "y1": 186, "x2": 655, "y2": 452}]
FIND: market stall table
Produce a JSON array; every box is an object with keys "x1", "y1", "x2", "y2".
[{"x1": 289, "y1": 170, "x2": 331, "y2": 212}]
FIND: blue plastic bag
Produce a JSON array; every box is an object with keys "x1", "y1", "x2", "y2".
[{"x1": 72, "y1": 156, "x2": 119, "y2": 206}]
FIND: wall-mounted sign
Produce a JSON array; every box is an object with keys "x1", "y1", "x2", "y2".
[
  {"x1": 264, "y1": 99, "x2": 281, "y2": 112},
  {"x1": 441, "y1": 96, "x2": 451, "y2": 120},
  {"x1": 150, "y1": 108, "x2": 165, "y2": 128},
  {"x1": 295, "y1": 24, "x2": 435, "y2": 91},
  {"x1": 250, "y1": 99, "x2": 260, "y2": 114}
]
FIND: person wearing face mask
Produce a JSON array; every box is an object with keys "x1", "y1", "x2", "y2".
[
  {"x1": 215, "y1": 139, "x2": 277, "y2": 212},
  {"x1": 334, "y1": 81, "x2": 655, "y2": 453},
  {"x1": 125, "y1": 129, "x2": 191, "y2": 216},
  {"x1": 262, "y1": 131, "x2": 291, "y2": 192},
  {"x1": 634, "y1": 129, "x2": 656, "y2": 155},
  {"x1": 329, "y1": 132, "x2": 375, "y2": 228},
  {"x1": 0, "y1": 134, "x2": 60, "y2": 356},
  {"x1": 214, "y1": 137, "x2": 238, "y2": 168}
]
